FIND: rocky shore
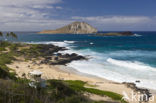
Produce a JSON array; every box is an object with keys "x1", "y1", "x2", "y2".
[
  {"x1": 123, "y1": 82, "x2": 152, "y2": 102},
  {"x1": 41, "y1": 53, "x2": 85, "y2": 65},
  {"x1": 17, "y1": 43, "x2": 86, "y2": 65}
]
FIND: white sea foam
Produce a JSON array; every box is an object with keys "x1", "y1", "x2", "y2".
[
  {"x1": 26, "y1": 41, "x2": 76, "y2": 48},
  {"x1": 64, "y1": 40, "x2": 75, "y2": 44},
  {"x1": 133, "y1": 33, "x2": 142, "y2": 37},
  {"x1": 107, "y1": 58, "x2": 156, "y2": 72},
  {"x1": 107, "y1": 50, "x2": 156, "y2": 57},
  {"x1": 90, "y1": 42, "x2": 94, "y2": 45},
  {"x1": 68, "y1": 58, "x2": 156, "y2": 90}
]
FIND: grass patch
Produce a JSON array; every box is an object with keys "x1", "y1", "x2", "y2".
[
  {"x1": 65, "y1": 80, "x2": 127, "y2": 103},
  {"x1": 0, "y1": 45, "x2": 17, "y2": 79},
  {"x1": 20, "y1": 44, "x2": 43, "y2": 59},
  {"x1": 0, "y1": 41, "x2": 11, "y2": 47},
  {"x1": 0, "y1": 47, "x2": 6, "y2": 51},
  {"x1": 0, "y1": 53, "x2": 14, "y2": 65}
]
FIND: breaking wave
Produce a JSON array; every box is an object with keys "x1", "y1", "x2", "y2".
[{"x1": 107, "y1": 58, "x2": 156, "y2": 72}]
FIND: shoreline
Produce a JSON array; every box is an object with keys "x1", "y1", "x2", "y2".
[
  {"x1": 7, "y1": 59, "x2": 156, "y2": 103},
  {"x1": 58, "y1": 65, "x2": 156, "y2": 95}
]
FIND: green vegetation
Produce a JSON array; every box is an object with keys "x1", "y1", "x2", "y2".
[
  {"x1": 65, "y1": 80, "x2": 127, "y2": 103},
  {"x1": 0, "y1": 79, "x2": 50, "y2": 103},
  {"x1": 0, "y1": 77, "x2": 127, "y2": 103},
  {"x1": 0, "y1": 47, "x2": 6, "y2": 51},
  {"x1": 0, "y1": 79, "x2": 98, "y2": 103},
  {"x1": 0, "y1": 53, "x2": 16, "y2": 79},
  {"x1": 0, "y1": 41, "x2": 20, "y2": 79},
  {"x1": 20, "y1": 45, "x2": 43, "y2": 58}
]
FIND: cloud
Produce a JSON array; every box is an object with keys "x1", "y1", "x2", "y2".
[
  {"x1": 72, "y1": 16, "x2": 156, "y2": 31},
  {"x1": 72, "y1": 16, "x2": 151, "y2": 24},
  {"x1": 0, "y1": 0, "x2": 62, "y2": 7},
  {"x1": 2, "y1": 19, "x2": 73, "y2": 31},
  {"x1": 0, "y1": 0, "x2": 73, "y2": 31},
  {"x1": 56, "y1": 6, "x2": 63, "y2": 9}
]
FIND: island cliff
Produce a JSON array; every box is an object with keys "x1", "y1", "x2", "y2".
[{"x1": 38, "y1": 21, "x2": 97, "y2": 34}]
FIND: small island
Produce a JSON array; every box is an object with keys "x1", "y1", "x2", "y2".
[
  {"x1": 96, "y1": 31, "x2": 134, "y2": 36},
  {"x1": 38, "y1": 21, "x2": 98, "y2": 34}
]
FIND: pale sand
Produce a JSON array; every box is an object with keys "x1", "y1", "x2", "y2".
[{"x1": 7, "y1": 60, "x2": 156, "y2": 103}]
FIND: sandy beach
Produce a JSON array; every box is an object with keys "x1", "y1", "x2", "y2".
[{"x1": 7, "y1": 59, "x2": 156, "y2": 103}]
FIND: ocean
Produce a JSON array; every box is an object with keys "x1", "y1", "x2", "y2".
[{"x1": 2, "y1": 31, "x2": 156, "y2": 90}]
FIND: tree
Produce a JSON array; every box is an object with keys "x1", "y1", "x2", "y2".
[
  {"x1": 6, "y1": 32, "x2": 10, "y2": 37},
  {"x1": 9, "y1": 32, "x2": 17, "y2": 39},
  {"x1": 0, "y1": 32, "x2": 18, "y2": 40},
  {"x1": 0, "y1": 32, "x2": 3, "y2": 37}
]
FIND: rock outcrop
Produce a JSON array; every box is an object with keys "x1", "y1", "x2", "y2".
[
  {"x1": 96, "y1": 31, "x2": 134, "y2": 36},
  {"x1": 38, "y1": 21, "x2": 97, "y2": 34},
  {"x1": 123, "y1": 82, "x2": 152, "y2": 102}
]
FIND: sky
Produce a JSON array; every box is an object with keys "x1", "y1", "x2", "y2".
[{"x1": 0, "y1": 0, "x2": 156, "y2": 31}]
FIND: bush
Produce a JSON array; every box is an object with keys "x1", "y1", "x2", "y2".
[{"x1": 0, "y1": 47, "x2": 6, "y2": 51}]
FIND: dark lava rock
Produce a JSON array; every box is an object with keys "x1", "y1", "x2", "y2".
[
  {"x1": 123, "y1": 82, "x2": 152, "y2": 102},
  {"x1": 135, "y1": 80, "x2": 141, "y2": 83},
  {"x1": 119, "y1": 31, "x2": 134, "y2": 36},
  {"x1": 38, "y1": 44, "x2": 86, "y2": 65}
]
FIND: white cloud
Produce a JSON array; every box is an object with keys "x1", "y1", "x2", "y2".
[
  {"x1": 2, "y1": 19, "x2": 73, "y2": 31},
  {"x1": 0, "y1": 0, "x2": 62, "y2": 7},
  {"x1": 72, "y1": 16, "x2": 156, "y2": 31},
  {"x1": 32, "y1": 5, "x2": 54, "y2": 9},
  {"x1": 72, "y1": 16, "x2": 151, "y2": 24},
  {"x1": 0, "y1": 0, "x2": 73, "y2": 31},
  {"x1": 56, "y1": 6, "x2": 63, "y2": 9}
]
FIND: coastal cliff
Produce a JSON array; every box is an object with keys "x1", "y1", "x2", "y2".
[{"x1": 38, "y1": 21, "x2": 97, "y2": 34}]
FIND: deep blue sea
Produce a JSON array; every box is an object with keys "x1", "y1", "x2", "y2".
[{"x1": 2, "y1": 32, "x2": 156, "y2": 90}]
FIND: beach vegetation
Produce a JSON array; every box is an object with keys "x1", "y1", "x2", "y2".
[
  {"x1": 65, "y1": 80, "x2": 127, "y2": 103},
  {"x1": 0, "y1": 79, "x2": 97, "y2": 103},
  {"x1": 0, "y1": 47, "x2": 6, "y2": 51}
]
